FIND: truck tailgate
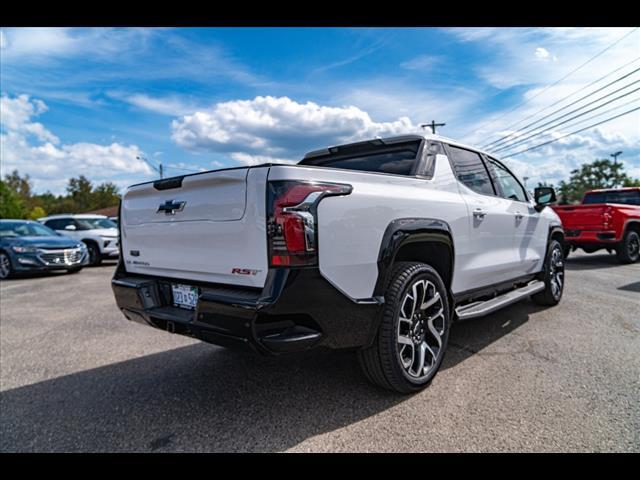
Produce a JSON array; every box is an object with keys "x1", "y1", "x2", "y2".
[
  {"x1": 121, "y1": 167, "x2": 269, "y2": 288},
  {"x1": 553, "y1": 205, "x2": 607, "y2": 230}
]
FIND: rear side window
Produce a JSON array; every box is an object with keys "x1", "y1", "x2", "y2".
[
  {"x1": 446, "y1": 145, "x2": 495, "y2": 196},
  {"x1": 583, "y1": 190, "x2": 640, "y2": 205},
  {"x1": 298, "y1": 141, "x2": 421, "y2": 176}
]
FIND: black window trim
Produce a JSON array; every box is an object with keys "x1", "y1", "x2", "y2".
[
  {"x1": 483, "y1": 154, "x2": 530, "y2": 204},
  {"x1": 442, "y1": 143, "x2": 499, "y2": 198}
]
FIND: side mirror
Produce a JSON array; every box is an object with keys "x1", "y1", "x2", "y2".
[
  {"x1": 64, "y1": 224, "x2": 77, "y2": 231},
  {"x1": 534, "y1": 187, "x2": 557, "y2": 212}
]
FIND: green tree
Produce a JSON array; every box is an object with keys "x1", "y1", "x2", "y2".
[
  {"x1": 27, "y1": 206, "x2": 47, "y2": 220},
  {"x1": 0, "y1": 180, "x2": 27, "y2": 219},
  {"x1": 66, "y1": 176, "x2": 94, "y2": 211},
  {"x1": 557, "y1": 159, "x2": 640, "y2": 204},
  {"x1": 91, "y1": 182, "x2": 120, "y2": 210}
]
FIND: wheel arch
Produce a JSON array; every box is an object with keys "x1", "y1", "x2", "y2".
[
  {"x1": 548, "y1": 224, "x2": 565, "y2": 248},
  {"x1": 373, "y1": 218, "x2": 455, "y2": 298},
  {"x1": 623, "y1": 219, "x2": 640, "y2": 235}
]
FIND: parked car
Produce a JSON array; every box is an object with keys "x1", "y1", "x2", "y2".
[
  {"x1": 109, "y1": 216, "x2": 119, "y2": 227},
  {"x1": 0, "y1": 220, "x2": 89, "y2": 279},
  {"x1": 552, "y1": 187, "x2": 640, "y2": 263},
  {"x1": 38, "y1": 214, "x2": 119, "y2": 266},
  {"x1": 112, "y1": 134, "x2": 564, "y2": 393}
]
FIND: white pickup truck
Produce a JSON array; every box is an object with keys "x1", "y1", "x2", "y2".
[{"x1": 112, "y1": 134, "x2": 565, "y2": 393}]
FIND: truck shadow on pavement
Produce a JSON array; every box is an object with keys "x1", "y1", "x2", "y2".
[
  {"x1": 0, "y1": 301, "x2": 543, "y2": 453},
  {"x1": 564, "y1": 253, "x2": 622, "y2": 271}
]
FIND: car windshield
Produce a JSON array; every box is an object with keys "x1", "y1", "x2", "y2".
[
  {"x1": 75, "y1": 218, "x2": 117, "y2": 230},
  {"x1": 583, "y1": 190, "x2": 640, "y2": 205},
  {"x1": 0, "y1": 222, "x2": 58, "y2": 238}
]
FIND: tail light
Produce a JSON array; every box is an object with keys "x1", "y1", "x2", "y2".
[
  {"x1": 602, "y1": 206, "x2": 613, "y2": 228},
  {"x1": 267, "y1": 181, "x2": 352, "y2": 267}
]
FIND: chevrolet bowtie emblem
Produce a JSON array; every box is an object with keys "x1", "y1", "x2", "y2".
[{"x1": 157, "y1": 200, "x2": 186, "y2": 215}]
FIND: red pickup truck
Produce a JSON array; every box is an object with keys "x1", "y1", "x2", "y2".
[{"x1": 553, "y1": 187, "x2": 640, "y2": 263}]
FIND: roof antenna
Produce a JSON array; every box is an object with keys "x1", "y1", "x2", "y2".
[{"x1": 420, "y1": 121, "x2": 446, "y2": 134}]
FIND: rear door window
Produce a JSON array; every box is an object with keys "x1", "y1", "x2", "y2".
[{"x1": 446, "y1": 145, "x2": 495, "y2": 196}]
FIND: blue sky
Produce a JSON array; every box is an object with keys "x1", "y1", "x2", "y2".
[{"x1": 1, "y1": 27, "x2": 639, "y2": 194}]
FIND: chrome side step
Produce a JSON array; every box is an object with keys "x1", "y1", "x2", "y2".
[{"x1": 455, "y1": 280, "x2": 545, "y2": 320}]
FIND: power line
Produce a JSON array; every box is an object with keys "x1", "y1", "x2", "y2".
[
  {"x1": 482, "y1": 62, "x2": 640, "y2": 150},
  {"x1": 492, "y1": 98, "x2": 640, "y2": 157},
  {"x1": 500, "y1": 106, "x2": 640, "y2": 159},
  {"x1": 461, "y1": 27, "x2": 640, "y2": 140},
  {"x1": 489, "y1": 85, "x2": 640, "y2": 154}
]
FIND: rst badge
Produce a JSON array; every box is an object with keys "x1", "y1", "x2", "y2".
[{"x1": 231, "y1": 268, "x2": 261, "y2": 275}]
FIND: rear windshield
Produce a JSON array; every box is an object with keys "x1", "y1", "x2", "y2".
[
  {"x1": 583, "y1": 190, "x2": 640, "y2": 205},
  {"x1": 298, "y1": 141, "x2": 421, "y2": 176}
]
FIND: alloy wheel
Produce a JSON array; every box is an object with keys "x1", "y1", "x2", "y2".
[
  {"x1": 0, "y1": 253, "x2": 11, "y2": 279},
  {"x1": 396, "y1": 279, "x2": 446, "y2": 379},
  {"x1": 549, "y1": 245, "x2": 565, "y2": 300},
  {"x1": 628, "y1": 232, "x2": 639, "y2": 260}
]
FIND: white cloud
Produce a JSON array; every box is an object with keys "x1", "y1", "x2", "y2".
[
  {"x1": 0, "y1": 94, "x2": 152, "y2": 193},
  {"x1": 400, "y1": 55, "x2": 442, "y2": 71},
  {"x1": 171, "y1": 95, "x2": 421, "y2": 163},
  {"x1": 534, "y1": 47, "x2": 557, "y2": 61},
  {"x1": 111, "y1": 92, "x2": 199, "y2": 116}
]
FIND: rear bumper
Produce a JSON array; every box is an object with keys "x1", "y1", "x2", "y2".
[
  {"x1": 112, "y1": 266, "x2": 382, "y2": 354},
  {"x1": 564, "y1": 229, "x2": 620, "y2": 245}
]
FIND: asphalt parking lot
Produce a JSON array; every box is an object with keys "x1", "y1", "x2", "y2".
[{"x1": 1, "y1": 252, "x2": 638, "y2": 452}]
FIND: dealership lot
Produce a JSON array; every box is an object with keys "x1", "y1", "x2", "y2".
[{"x1": 0, "y1": 252, "x2": 638, "y2": 452}]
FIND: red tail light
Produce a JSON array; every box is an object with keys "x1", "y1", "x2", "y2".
[
  {"x1": 602, "y1": 206, "x2": 613, "y2": 228},
  {"x1": 267, "y1": 181, "x2": 352, "y2": 267}
]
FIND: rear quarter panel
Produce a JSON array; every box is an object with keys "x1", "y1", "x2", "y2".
[{"x1": 268, "y1": 156, "x2": 470, "y2": 300}]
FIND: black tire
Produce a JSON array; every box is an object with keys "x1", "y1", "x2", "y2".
[
  {"x1": 66, "y1": 267, "x2": 83, "y2": 274},
  {"x1": 357, "y1": 261, "x2": 451, "y2": 394},
  {"x1": 616, "y1": 230, "x2": 640, "y2": 264},
  {"x1": 563, "y1": 245, "x2": 571, "y2": 259},
  {"x1": 532, "y1": 239, "x2": 565, "y2": 306},
  {"x1": 0, "y1": 251, "x2": 14, "y2": 280},
  {"x1": 85, "y1": 242, "x2": 102, "y2": 266}
]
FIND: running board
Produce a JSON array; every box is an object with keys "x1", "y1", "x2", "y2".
[{"x1": 455, "y1": 281, "x2": 545, "y2": 320}]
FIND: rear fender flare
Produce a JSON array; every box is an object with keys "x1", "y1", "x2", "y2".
[{"x1": 373, "y1": 218, "x2": 454, "y2": 297}]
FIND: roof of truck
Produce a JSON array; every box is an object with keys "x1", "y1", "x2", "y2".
[{"x1": 302, "y1": 133, "x2": 497, "y2": 160}]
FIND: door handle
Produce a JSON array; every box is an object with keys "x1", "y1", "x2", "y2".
[
  {"x1": 515, "y1": 212, "x2": 524, "y2": 220},
  {"x1": 473, "y1": 208, "x2": 486, "y2": 219}
]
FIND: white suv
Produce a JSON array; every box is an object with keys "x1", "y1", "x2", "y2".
[
  {"x1": 39, "y1": 214, "x2": 119, "y2": 266},
  {"x1": 112, "y1": 134, "x2": 565, "y2": 393}
]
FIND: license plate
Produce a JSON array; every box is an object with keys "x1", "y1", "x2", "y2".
[{"x1": 171, "y1": 283, "x2": 199, "y2": 310}]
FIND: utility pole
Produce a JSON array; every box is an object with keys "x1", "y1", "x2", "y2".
[
  {"x1": 136, "y1": 155, "x2": 163, "y2": 179},
  {"x1": 610, "y1": 151, "x2": 623, "y2": 188},
  {"x1": 611, "y1": 151, "x2": 623, "y2": 165},
  {"x1": 420, "y1": 121, "x2": 446, "y2": 135}
]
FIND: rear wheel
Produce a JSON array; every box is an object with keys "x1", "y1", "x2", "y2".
[
  {"x1": 358, "y1": 262, "x2": 450, "y2": 394},
  {"x1": 563, "y1": 245, "x2": 571, "y2": 259},
  {"x1": 532, "y1": 239, "x2": 565, "y2": 306},
  {"x1": 616, "y1": 230, "x2": 640, "y2": 264},
  {"x1": 0, "y1": 252, "x2": 13, "y2": 279},
  {"x1": 85, "y1": 242, "x2": 102, "y2": 266}
]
